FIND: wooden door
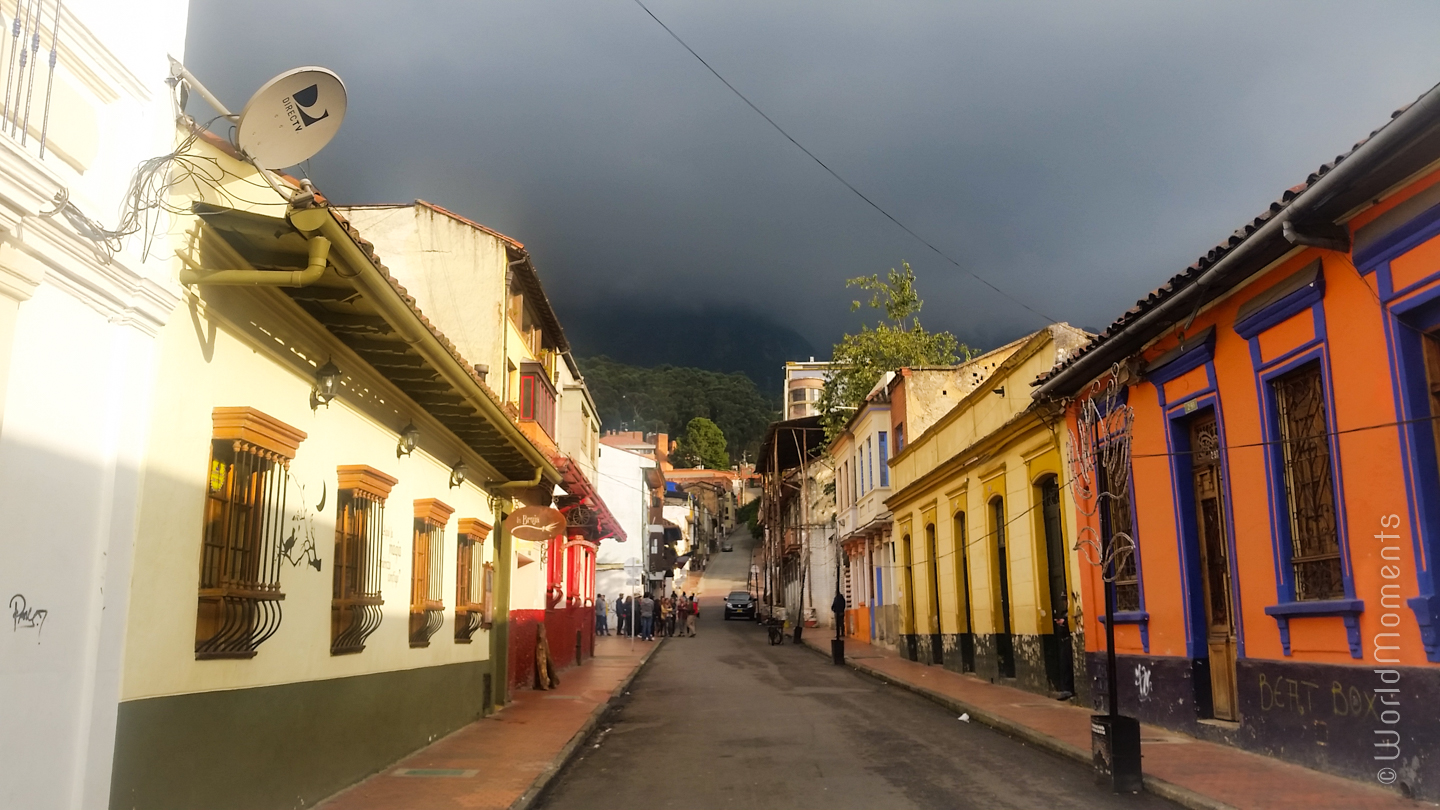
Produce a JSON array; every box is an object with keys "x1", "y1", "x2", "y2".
[
  {"x1": 955, "y1": 514, "x2": 976, "y2": 672},
  {"x1": 992, "y1": 498, "x2": 1015, "y2": 679},
  {"x1": 1040, "y1": 477, "x2": 1075, "y2": 695},
  {"x1": 1191, "y1": 415, "x2": 1238, "y2": 720}
]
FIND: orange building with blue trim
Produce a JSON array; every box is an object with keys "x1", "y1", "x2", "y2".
[{"x1": 1035, "y1": 85, "x2": 1440, "y2": 798}]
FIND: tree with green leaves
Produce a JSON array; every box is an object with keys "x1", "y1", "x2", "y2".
[
  {"x1": 578, "y1": 356, "x2": 775, "y2": 460},
  {"x1": 670, "y1": 417, "x2": 730, "y2": 470},
  {"x1": 819, "y1": 262, "x2": 968, "y2": 438}
]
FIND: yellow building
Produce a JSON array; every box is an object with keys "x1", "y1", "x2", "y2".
[{"x1": 885, "y1": 325, "x2": 1089, "y2": 697}]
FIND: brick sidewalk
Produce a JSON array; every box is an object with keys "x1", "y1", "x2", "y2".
[
  {"x1": 317, "y1": 635, "x2": 658, "y2": 810},
  {"x1": 804, "y1": 636, "x2": 1426, "y2": 810}
]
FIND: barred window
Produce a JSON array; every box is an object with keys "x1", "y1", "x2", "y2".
[
  {"x1": 1098, "y1": 462, "x2": 1140, "y2": 612},
  {"x1": 332, "y1": 465, "x2": 397, "y2": 655},
  {"x1": 455, "y1": 518, "x2": 492, "y2": 643},
  {"x1": 196, "y1": 408, "x2": 306, "y2": 660},
  {"x1": 1273, "y1": 362, "x2": 1344, "y2": 601},
  {"x1": 411, "y1": 498, "x2": 454, "y2": 647}
]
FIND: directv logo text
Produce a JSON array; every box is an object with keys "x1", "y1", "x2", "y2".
[{"x1": 282, "y1": 84, "x2": 330, "y2": 132}]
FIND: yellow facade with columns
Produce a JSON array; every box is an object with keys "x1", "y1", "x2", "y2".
[{"x1": 885, "y1": 325, "x2": 1089, "y2": 698}]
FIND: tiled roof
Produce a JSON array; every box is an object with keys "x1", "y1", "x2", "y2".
[
  {"x1": 552, "y1": 454, "x2": 628, "y2": 543},
  {"x1": 1034, "y1": 92, "x2": 1430, "y2": 390},
  {"x1": 327, "y1": 208, "x2": 519, "y2": 416},
  {"x1": 185, "y1": 121, "x2": 559, "y2": 481}
]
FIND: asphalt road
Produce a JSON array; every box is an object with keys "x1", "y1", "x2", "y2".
[{"x1": 536, "y1": 527, "x2": 1177, "y2": 810}]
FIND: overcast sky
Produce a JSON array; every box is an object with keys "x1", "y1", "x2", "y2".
[{"x1": 186, "y1": 1, "x2": 1440, "y2": 353}]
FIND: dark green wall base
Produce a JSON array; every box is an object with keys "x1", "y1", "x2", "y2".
[{"x1": 110, "y1": 660, "x2": 492, "y2": 810}]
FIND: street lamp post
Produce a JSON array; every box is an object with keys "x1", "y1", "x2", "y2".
[{"x1": 831, "y1": 516, "x2": 844, "y2": 665}]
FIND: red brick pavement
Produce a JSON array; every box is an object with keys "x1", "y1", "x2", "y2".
[
  {"x1": 317, "y1": 635, "x2": 657, "y2": 810},
  {"x1": 807, "y1": 636, "x2": 1427, "y2": 810}
]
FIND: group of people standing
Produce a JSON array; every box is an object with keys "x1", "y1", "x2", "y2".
[{"x1": 596, "y1": 592, "x2": 699, "y2": 640}]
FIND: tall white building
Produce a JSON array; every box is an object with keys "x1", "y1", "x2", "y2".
[
  {"x1": 0, "y1": 3, "x2": 189, "y2": 808},
  {"x1": 596, "y1": 444, "x2": 655, "y2": 609}
]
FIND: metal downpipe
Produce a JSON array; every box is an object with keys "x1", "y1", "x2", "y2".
[{"x1": 179, "y1": 234, "x2": 330, "y2": 287}]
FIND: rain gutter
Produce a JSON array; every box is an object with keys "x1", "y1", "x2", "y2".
[{"x1": 306, "y1": 206, "x2": 562, "y2": 487}]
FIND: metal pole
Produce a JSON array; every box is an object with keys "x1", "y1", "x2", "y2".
[
  {"x1": 1104, "y1": 553, "x2": 1119, "y2": 717},
  {"x1": 167, "y1": 55, "x2": 232, "y2": 116}
]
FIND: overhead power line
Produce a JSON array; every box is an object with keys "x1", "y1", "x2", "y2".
[{"x1": 629, "y1": 0, "x2": 1057, "y2": 325}]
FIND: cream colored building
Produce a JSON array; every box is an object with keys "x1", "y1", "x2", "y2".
[
  {"x1": 105, "y1": 128, "x2": 560, "y2": 810},
  {"x1": 833, "y1": 373, "x2": 895, "y2": 646},
  {"x1": 333, "y1": 201, "x2": 623, "y2": 694},
  {"x1": 783, "y1": 358, "x2": 832, "y2": 418}
]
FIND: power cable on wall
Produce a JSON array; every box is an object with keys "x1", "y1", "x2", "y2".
[{"x1": 628, "y1": 0, "x2": 1057, "y2": 326}]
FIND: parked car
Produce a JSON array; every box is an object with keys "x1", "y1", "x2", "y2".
[
  {"x1": 724, "y1": 591, "x2": 756, "y2": 620},
  {"x1": 720, "y1": 541, "x2": 734, "y2": 552}
]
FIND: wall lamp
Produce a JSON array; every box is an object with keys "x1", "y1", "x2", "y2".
[
  {"x1": 992, "y1": 386, "x2": 1006, "y2": 397},
  {"x1": 310, "y1": 360, "x2": 341, "y2": 410},
  {"x1": 397, "y1": 421, "x2": 420, "y2": 458},
  {"x1": 449, "y1": 460, "x2": 468, "y2": 489}
]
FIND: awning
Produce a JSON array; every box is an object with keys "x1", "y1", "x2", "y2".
[
  {"x1": 192, "y1": 202, "x2": 560, "y2": 485},
  {"x1": 554, "y1": 455, "x2": 628, "y2": 542},
  {"x1": 755, "y1": 415, "x2": 825, "y2": 474}
]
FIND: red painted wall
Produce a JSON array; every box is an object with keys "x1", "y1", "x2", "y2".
[{"x1": 507, "y1": 606, "x2": 596, "y2": 690}]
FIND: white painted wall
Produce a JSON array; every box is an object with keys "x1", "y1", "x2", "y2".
[
  {"x1": 0, "y1": 3, "x2": 189, "y2": 807},
  {"x1": 596, "y1": 445, "x2": 652, "y2": 607}
]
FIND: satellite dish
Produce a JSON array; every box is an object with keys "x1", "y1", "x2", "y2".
[{"x1": 236, "y1": 67, "x2": 347, "y2": 169}]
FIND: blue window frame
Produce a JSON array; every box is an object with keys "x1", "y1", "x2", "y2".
[
  {"x1": 1149, "y1": 324, "x2": 1237, "y2": 662},
  {"x1": 867, "y1": 437, "x2": 874, "y2": 491},
  {"x1": 1357, "y1": 211, "x2": 1440, "y2": 661},
  {"x1": 1232, "y1": 260, "x2": 1362, "y2": 658},
  {"x1": 879, "y1": 432, "x2": 889, "y2": 487}
]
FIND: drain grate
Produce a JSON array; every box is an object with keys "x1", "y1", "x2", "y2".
[{"x1": 393, "y1": 768, "x2": 478, "y2": 778}]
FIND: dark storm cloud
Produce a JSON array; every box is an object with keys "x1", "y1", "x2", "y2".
[{"x1": 184, "y1": 1, "x2": 1440, "y2": 352}]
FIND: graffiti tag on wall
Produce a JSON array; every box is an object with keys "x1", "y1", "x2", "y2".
[
  {"x1": 10, "y1": 594, "x2": 47, "y2": 638},
  {"x1": 1134, "y1": 663, "x2": 1153, "y2": 700},
  {"x1": 279, "y1": 479, "x2": 325, "y2": 572}
]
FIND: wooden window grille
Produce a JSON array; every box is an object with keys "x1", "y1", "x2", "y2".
[
  {"x1": 1097, "y1": 462, "x2": 1140, "y2": 612},
  {"x1": 1273, "y1": 362, "x2": 1344, "y2": 601},
  {"x1": 332, "y1": 465, "x2": 398, "y2": 655},
  {"x1": 411, "y1": 498, "x2": 454, "y2": 647},
  {"x1": 455, "y1": 518, "x2": 493, "y2": 642},
  {"x1": 196, "y1": 408, "x2": 307, "y2": 659}
]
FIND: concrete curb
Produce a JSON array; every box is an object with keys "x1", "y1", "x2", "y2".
[
  {"x1": 509, "y1": 638, "x2": 665, "y2": 810},
  {"x1": 799, "y1": 639, "x2": 1238, "y2": 810}
]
